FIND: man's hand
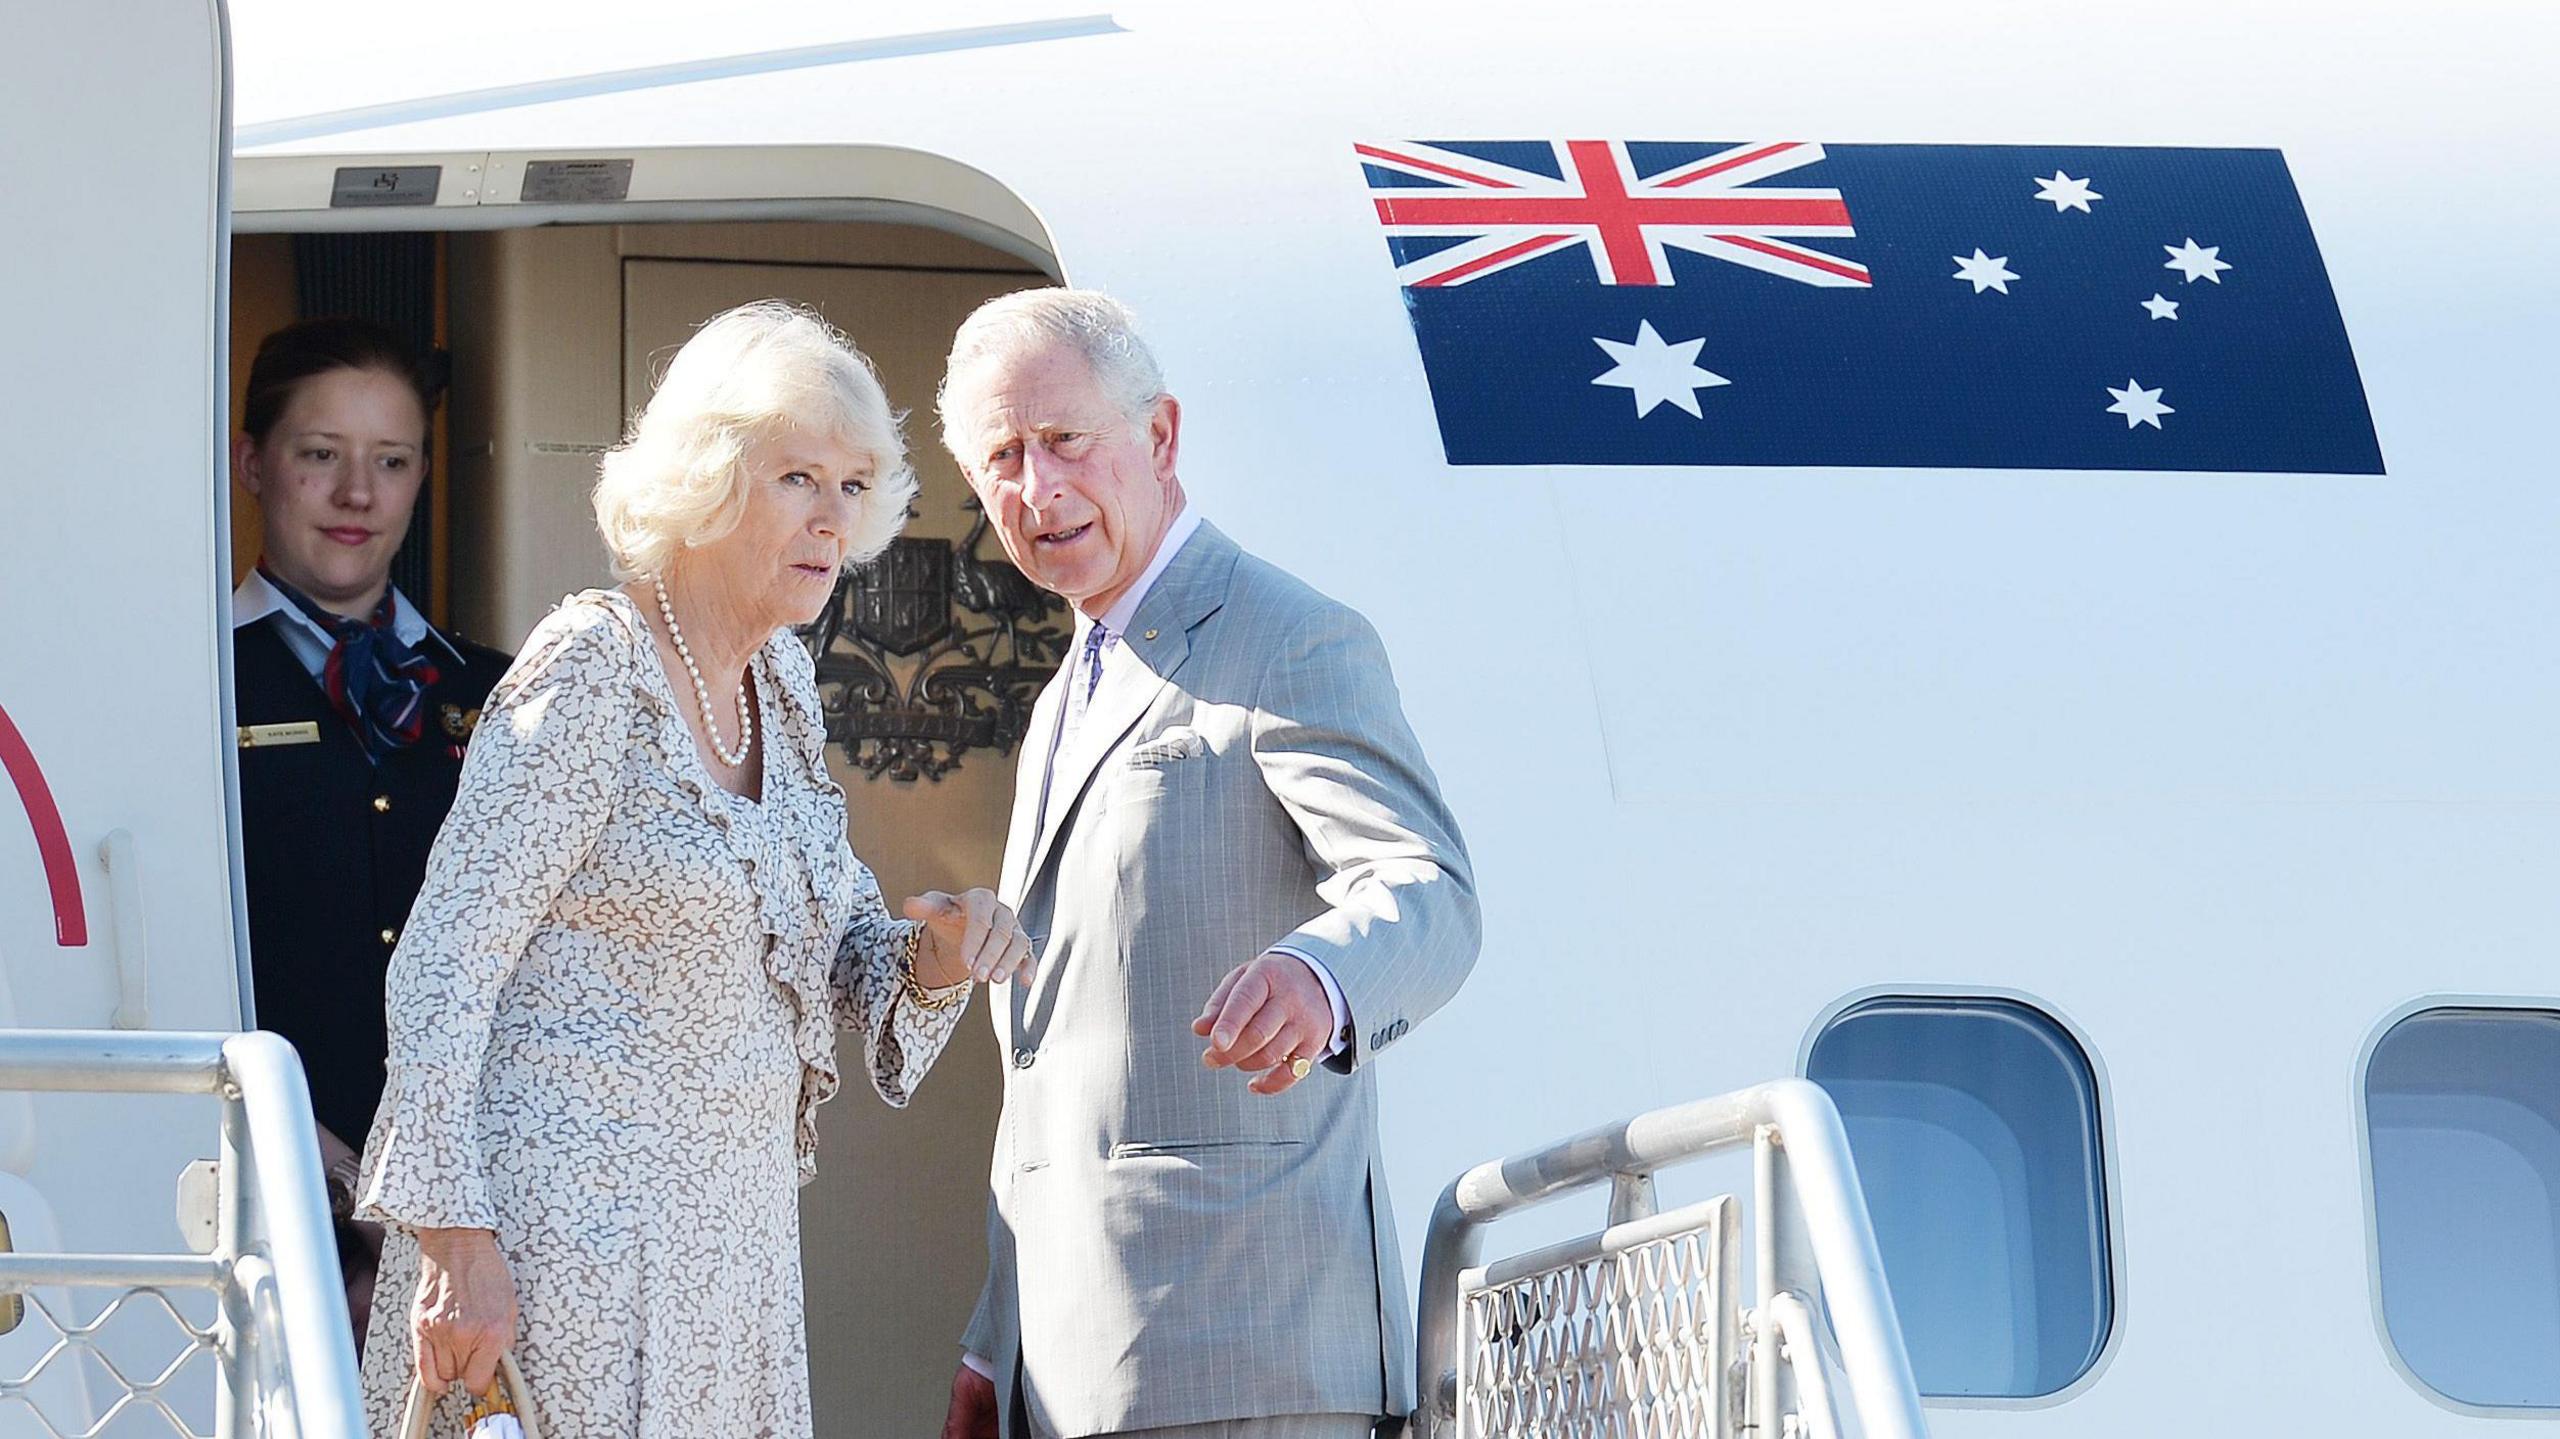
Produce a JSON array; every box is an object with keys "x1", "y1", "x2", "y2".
[
  {"x1": 1194, "y1": 953, "x2": 1333, "y2": 1095},
  {"x1": 942, "y1": 1361, "x2": 999, "y2": 1439},
  {"x1": 411, "y1": 1227, "x2": 518, "y2": 1398},
  {"x1": 904, "y1": 888, "x2": 1035, "y2": 988}
]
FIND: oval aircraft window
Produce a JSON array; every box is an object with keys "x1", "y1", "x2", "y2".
[
  {"x1": 1805, "y1": 996, "x2": 2113, "y2": 1400},
  {"x1": 2365, "y1": 1007, "x2": 2560, "y2": 1410}
]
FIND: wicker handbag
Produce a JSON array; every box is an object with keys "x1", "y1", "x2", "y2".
[{"x1": 398, "y1": 1353, "x2": 543, "y2": 1439}]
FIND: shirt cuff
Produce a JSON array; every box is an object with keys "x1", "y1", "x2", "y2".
[
  {"x1": 1269, "y1": 945, "x2": 1352, "y2": 1058},
  {"x1": 961, "y1": 1350, "x2": 995, "y2": 1381}
]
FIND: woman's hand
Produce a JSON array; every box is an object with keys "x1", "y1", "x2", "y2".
[
  {"x1": 902, "y1": 888, "x2": 1034, "y2": 987},
  {"x1": 411, "y1": 1227, "x2": 518, "y2": 1398}
]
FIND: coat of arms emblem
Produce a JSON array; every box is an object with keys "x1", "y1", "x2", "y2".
[
  {"x1": 803, "y1": 507, "x2": 1068, "y2": 782},
  {"x1": 849, "y1": 537, "x2": 953, "y2": 655}
]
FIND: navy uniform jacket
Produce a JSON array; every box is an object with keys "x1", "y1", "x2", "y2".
[{"x1": 232, "y1": 609, "x2": 511, "y2": 1148}]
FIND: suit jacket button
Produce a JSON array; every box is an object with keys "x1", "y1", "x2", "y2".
[
  {"x1": 1012, "y1": 1047, "x2": 1036, "y2": 1070},
  {"x1": 371, "y1": 795, "x2": 392, "y2": 813}
]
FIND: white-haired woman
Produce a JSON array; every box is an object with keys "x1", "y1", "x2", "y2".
[{"x1": 353, "y1": 301, "x2": 1033, "y2": 1437}]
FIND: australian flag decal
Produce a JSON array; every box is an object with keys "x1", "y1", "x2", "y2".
[{"x1": 1361, "y1": 140, "x2": 2383, "y2": 473}]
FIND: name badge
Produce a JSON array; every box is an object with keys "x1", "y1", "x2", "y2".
[{"x1": 237, "y1": 721, "x2": 322, "y2": 749}]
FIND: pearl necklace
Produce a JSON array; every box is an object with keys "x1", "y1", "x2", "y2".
[{"x1": 654, "y1": 579, "x2": 752, "y2": 769}]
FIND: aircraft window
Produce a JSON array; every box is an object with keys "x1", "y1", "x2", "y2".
[
  {"x1": 1805, "y1": 995, "x2": 2113, "y2": 1400},
  {"x1": 2365, "y1": 1006, "x2": 2560, "y2": 1410}
]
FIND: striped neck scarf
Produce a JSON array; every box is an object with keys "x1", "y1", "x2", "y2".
[{"x1": 260, "y1": 566, "x2": 442, "y2": 763}]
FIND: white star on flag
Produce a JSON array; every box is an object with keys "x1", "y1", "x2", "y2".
[
  {"x1": 2163, "y1": 237, "x2": 2232, "y2": 284},
  {"x1": 2141, "y1": 293, "x2": 2180, "y2": 320},
  {"x1": 2033, "y1": 171, "x2": 2102, "y2": 213},
  {"x1": 1591, "y1": 320, "x2": 1730, "y2": 419},
  {"x1": 1952, "y1": 248, "x2": 2019, "y2": 294},
  {"x1": 2106, "y1": 379, "x2": 2174, "y2": 430}
]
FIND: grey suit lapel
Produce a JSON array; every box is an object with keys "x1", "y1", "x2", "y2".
[
  {"x1": 1015, "y1": 522, "x2": 1239, "y2": 899},
  {"x1": 1000, "y1": 675, "x2": 1064, "y2": 906}
]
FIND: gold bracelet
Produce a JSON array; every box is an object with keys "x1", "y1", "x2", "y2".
[{"x1": 899, "y1": 923, "x2": 972, "y2": 1011}]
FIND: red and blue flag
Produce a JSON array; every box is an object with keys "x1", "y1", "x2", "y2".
[{"x1": 1363, "y1": 140, "x2": 2383, "y2": 473}]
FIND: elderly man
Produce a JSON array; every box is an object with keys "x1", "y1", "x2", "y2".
[{"x1": 935, "y1": 289, "x2": 1480, "y2": 1439}]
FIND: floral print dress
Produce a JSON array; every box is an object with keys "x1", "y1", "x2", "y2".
[{"x1": 354, "y1": 589, "x2": 968, "y2": 1438}]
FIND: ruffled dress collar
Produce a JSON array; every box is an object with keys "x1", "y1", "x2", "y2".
[{"x1": 579, "y1": 588, "x2": 855, "y2": 1183}]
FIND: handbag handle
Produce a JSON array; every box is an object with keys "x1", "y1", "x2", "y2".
[{"x1": 398, "y1": 1353, "x2": 542, "y2": 1439}]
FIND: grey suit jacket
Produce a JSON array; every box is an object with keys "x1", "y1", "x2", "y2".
[{"x1": 961, "y1": 521, "x2": 1479, "y2": 1437}]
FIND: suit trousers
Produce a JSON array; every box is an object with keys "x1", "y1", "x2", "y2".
[
  {"x1": 1010, "y1": 1340, "x2": 1385, "y2": 1439},
  {"x1": 1028, "y1": 1414, "x2": 1378, "y2": 1439}
]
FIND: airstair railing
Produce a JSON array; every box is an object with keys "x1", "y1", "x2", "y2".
[
  {"x1": 0, "y1": 1030, "x2": 364, "y2": 1438},
  {"x1": 1413, "y1": 1078, "x2": 1925, "y2": 1439}
]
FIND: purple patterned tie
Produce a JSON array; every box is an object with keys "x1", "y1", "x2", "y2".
[
  {"x1": 1032, "y1": 624, "x2": 1111, "y2": 845},
  {"x1": 1077, "y1": 623, "x2": 1108, "y2": 702}
]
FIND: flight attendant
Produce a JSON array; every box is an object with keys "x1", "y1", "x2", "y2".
[{"x1": 228, "y1": 317, "x2": 510, "y2": 1342}]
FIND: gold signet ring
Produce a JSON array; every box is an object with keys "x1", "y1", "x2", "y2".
[{"x1": 1290, "y1": 1056, "x2": 1313, "y2": 1080}]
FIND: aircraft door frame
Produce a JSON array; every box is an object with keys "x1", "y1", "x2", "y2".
[
  {"x1": 0, "y1": 1, "x2": 242, "y2": 1030},
  {"x1": 233, "y1": 144, "x2": 1062, "y2": 280}
]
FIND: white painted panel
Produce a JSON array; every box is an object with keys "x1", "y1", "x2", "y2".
[
  {"x1": 0, "y1": 6, "x2": 236, "y2": 1028},
  {"x1": 0, "y1": 5, "x2": 234, "y2": 1433}
]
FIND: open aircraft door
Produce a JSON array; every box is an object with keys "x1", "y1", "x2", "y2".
[{"x1": 0, "y1": 3, "x2": 243, "y2": 1427}]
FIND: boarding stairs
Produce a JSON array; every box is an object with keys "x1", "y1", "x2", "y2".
[
  {"x1": 0, "y1": 1035, "x2": 1916, "y2": 1439},
  {"x1": 1412, "y1": 1080, "x2": 1927, "y2": 1439},
  {"x1": 0, "y1": 1031, "x2": 362, "y2": 1438}
]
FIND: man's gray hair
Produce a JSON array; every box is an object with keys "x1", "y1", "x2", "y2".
[{"x1": 937, "y1": 288, "x2": 1166, "y2": 457}]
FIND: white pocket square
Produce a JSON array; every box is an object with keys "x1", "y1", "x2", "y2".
[{"x1": 1125, "y1": 729, "x2": 1207, "y2": 767}]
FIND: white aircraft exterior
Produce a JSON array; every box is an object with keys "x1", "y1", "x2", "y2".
[{"x1": 2, "y1": 2, "x2": 2555, "y2": 1435}]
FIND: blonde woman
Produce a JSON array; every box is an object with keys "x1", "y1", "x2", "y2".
[{"x1": 354, "y1": 301, "x2": 1033, "y2": 1436}]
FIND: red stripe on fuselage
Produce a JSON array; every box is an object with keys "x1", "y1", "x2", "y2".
[
  {"x1": 1658, "y1": 141, "x2": 1803, "y2": 188},
  {"x1": 1710, "y1": 233, "x2": 1873, "y2": 284},
  {"x1": 1373, "y1": 190, "x2": 1853, "y2": 232},
  {"x1": 1564, "y1": 140, "x2": 1658, "y2": 284},
  {"x1": 1374, "y1": 131, "x2": 1852, "y2": 291},
  {"x1": 1355, "y1": 143, "x2": 1522, "y2": 189},
  {"x1": 0, "y1": 702, "x2": 86, "y2": 946},
  {"x1": 1412, "y1": 233, "x2": 1576, "y2": 287}
]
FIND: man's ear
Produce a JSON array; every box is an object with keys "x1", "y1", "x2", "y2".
[
  {"x1": 1149, "y1": 394, "x2": 1181, "y2": 483},
  {"x1": 231, "y1": 432, "x2": 264, "y2": 499}
]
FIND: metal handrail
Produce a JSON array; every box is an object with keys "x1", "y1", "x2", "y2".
[
  {"x1": 1413, "y1": 1077, "x2": 1926, "y2": 1439},
  {"x1": 1763, "y1": 1290, "x2": 1844, "y2": 1439},
  {"x1": 0, "y1": 1028, "x2": 366, "y2": 1438},
  {"x1": 1470, "y1": 1194, "x2": 1733, "y2": 1291}
]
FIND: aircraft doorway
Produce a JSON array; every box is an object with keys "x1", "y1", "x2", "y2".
[{"x1": 227, "y1": 213, "x2": 1055, "y2": 1436}]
